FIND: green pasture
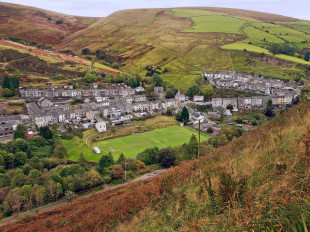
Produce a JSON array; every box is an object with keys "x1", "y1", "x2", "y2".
[{"x1": 182, "y1": 15, "x2": 246, "y2": 34}]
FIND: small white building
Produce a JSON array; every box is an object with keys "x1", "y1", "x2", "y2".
[
  {"x1": 193, "y1": 95, "x2": 204, "y2": 102},
  {"x1": 224, "y1": 109, "x2": 232, "y2": 118},
  {"x1": 135, "y1": 86, "x2": 145, "y2": 93},
  {"x1": 93, "y1": 147, "x2": 101, "y2": 154},
  {"x1": 95, "y1": 121, "x2": 107, "y2": 132}
]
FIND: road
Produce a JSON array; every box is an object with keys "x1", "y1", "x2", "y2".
[{"x1": 0, "y1": 169, "x2": 167, "y2": 227}]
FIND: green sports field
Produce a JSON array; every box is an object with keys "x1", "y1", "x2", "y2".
[
  {"x1": 94, "y1": 126, "x2": 210, "y2": 160},
  {"x1": 63, "y1": 126, "x2": 210, "y2": 162}
]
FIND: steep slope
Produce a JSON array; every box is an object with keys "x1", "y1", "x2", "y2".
[
  {"x1": 0, "y1": 2, "x2": 99, "y2": 45},
  {"x1": 2, "y1": 101, "x2": 310, "y2": 231}
]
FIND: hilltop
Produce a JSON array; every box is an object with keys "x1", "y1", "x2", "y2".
[
  {"x1": 0, "y1": 2, "x2": 99, "y2": 45},
  {"x1": 0, "y1": 3, "x2": 309, "y2": 91}
]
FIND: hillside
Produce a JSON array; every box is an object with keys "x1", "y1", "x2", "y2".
[
  {"x1": 2, "y1": 99, "x2": 310, "y2": 231},
  {"x1": 0, "y1": 2, "x2": 99, "y2": 45},
  {"x1": 0, "y1": 39, "x2": 120, "y2": 88},
  {"x1": 61, "y1": 8, "x2": 310, "y2": 91},
  {"x1": 0, "y1": 3, "x2": 309, "y2": 91}
]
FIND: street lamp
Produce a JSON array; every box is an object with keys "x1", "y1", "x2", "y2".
[{"x1": 125, "y1": 163, "x2": 127, "y2": 181}]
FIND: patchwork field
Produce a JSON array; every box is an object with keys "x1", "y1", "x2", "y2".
[
  {"x1": 172, "y1": 9, "x2": 310, "y2": 65},
  {"x1": 63, "y1": 126, "x2": 210, "y2": 162}
]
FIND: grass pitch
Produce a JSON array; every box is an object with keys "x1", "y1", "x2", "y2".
[{"x1": 63, "y1": 126, "x2": 210, "y2": 162}]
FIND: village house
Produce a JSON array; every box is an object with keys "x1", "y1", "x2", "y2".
[
  {"x1": 175, "y1": 90, "x2": 186, "y2": 102},
  {"x1": 193, "y1": 95, "x2": 204, "y2": 102},
  {"x1": 95, "y1": 121, "x2": 107, "y2": 132},
  {"x1": 0, "y1": 122, "x2": 14, "y2": 141}
]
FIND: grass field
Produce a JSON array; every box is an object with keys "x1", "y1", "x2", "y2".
[
  {"x1": 172, "y1": 9, "x2": 310, "y2": 66},
  {"x1": 94, "y1": 126, "x2": 210, "y2": 159},
  {"x1": 182, "y1": 15, "x2": 246, "y2": 34},
  {"x1": 230, "y1": 51, "x2": 306, "y2": 80},
  {"x1": 222, "y1": 42, "x2": 310, "y2": 65},
  {"x1": 63, "y1": 126, "x2": 210, "y2": 162}
]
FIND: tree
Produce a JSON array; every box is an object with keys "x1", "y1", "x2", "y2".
[
  {"x1": 200, "y1": 84, "x2": 214, "y2": 99},
  {"x1": 226, "y1": 104, "x2": 234, "y2": 110},
  {"x1": 2, "y1": 75, "x2": 10, "y2": 89},
  {"x1": 157, "y1": 147, "x2": 176, "y2": 168},
  {"x1": 85, "y1": 170, "x2": 102, "y2": 187},
  {"x1": 32, "y1": 184, "x2": 46, "y2": 206},
  {"x1": 218, "y1": 134, "x2": 228, "y2": 146},
  {"x1": 305, "y1": 51, "x2": 310, "y2": 61},
  {"x1": 267, "y1": 99, "x2": 273, "y2": 109},
  {"x1": 166, "y1": 107, "x2": 173, "y2": 116},
  {"x1": 2, "y1": 88, "x2": 14, "y2": 97},
  {"x1": 11, "y1": 170, "x2": 26, "y2": 187},
  {"x1": 55, "y1": 74, "x2": 63, "y2": 80},
  {"x1": 125, "y1": 76, "x2": 140, "y2": 88},
  {"x1": 165, "y1": 84, "x2": 177, "y2": 99},
  {"x1": 251, "y1": 118, "x2": 258, "y2": 126},
  {"x1": 29, "y1": 157, "x2": 44, "y2": 171},
  {"x1": 10, "y1": 138, "x2": 30, "y2": 155},
  {"x1": 14, "y1": 124, "x2": 27, "y2": 140},
  {"x1": 235, "y1": 117, "x2": 243, "y2": 123},
  {"x1": 83, "y1": 72, "x2": 98, "y2": 83},
  {"x1": 45, "y1": 180, "x2": 57, "y2": 201},
  {"x1": 268, "y1": 43, "x2": 282, "y2": 55},
  {"x1": 133, "y1": 160, "x2": 146, "y2": 173},
  {"x1": 39, "y1": 126, "x2": 54, "y2": 140},
  {"x1": 182, "y1": 134, "x2": 198, "y2": 160},
  {"x1": 59, "y1": 164, "x2": 85, "y2": 178},
  {"x1": 265, "y1": 108, "x2": 274, "y2": 117},
  {"x1": 207, "y1": 127, "x2": 213, "y2": 133},
  {"x1": 53, "y1": 142, "x2": 67, "y2": 159},
  {"x1": 65, "y1": 191, "x2": 76, "y2": 206},
  {"x1": 78, "y1": 153, "x2": 88, "y2": 170},
  {"x1": 1, "y1": 151, "x2": 15, "y2": 169},
  {"x1": 137, "y1": 147, "x2": 159, "y2": 165},
  {"x1": 14, "y1": 152, "x2": 27, "y2": 166},
  {"x1": 56, "y1": 183, "x2": 63, "y2": 199},
  {"x1": 153, "y1": 74, "x2": 163, "y2": 87},
  {"x1": 81, "y1": 48, "x2": 91, "y2": 55},
  {"x1": 0, "y1": 152, "x2": 4, "y2": 167},
  {"x1": 50, "y1": 173, "x2": 63, "y2": 186},
  {"x1": 28, "y1": 169, "x2": 41, "y2": 184},
  {"x1": 186, "y1": 84, "x2": 200, "y2": 97},
  {"x1": 0, "y1": 174, "x2": 11, "y2": 187},
  {"x1": 106, "y1": 165, "x2": 123, "y2": 179},
  {"x1": 177, "y1": 107, "x2": 189, "y2": 125},
  {"x1": 5, "y1": 188, "x2": 23, "y2": 213},
  {"x1": 220, "y1": 110, "x2": 224, "y2": 122},
  {"x1": 116, "y1": 153, "x2": 126, "y2": 164},
  {"x1": 96, "y1": 153, "x2": 114, "y2": 175},
  {"x1": 21, "y1": 185, "x2": 32, "y2": 210}
]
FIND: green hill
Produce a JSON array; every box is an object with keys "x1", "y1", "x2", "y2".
[{"x1": 1, "y1": 3, "x2": 309, "y2": 91}]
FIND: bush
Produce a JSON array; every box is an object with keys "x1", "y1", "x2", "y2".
[
  {"x1": 207, "y1": 127, "x2": 213, "y2": 133},
  {"x1": 157, "y1": 147, "x2": 176, "y2": 168}
]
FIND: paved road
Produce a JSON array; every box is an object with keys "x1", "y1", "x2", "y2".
[{"x1": 0, "y1": 169, "x2": 167, "y2": 227}]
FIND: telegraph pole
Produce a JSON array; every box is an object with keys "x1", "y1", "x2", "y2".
[
  {"x1": 198, "y1": 119, "x2": 201, "y2": 159},
  {"x1": 125, "y1": 163, "x2": 127, "y2": 181}
]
